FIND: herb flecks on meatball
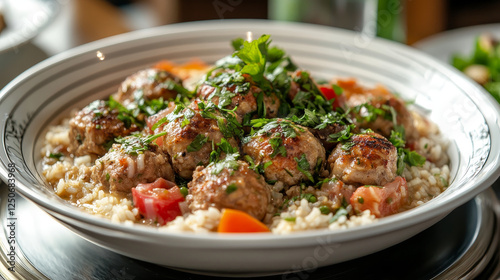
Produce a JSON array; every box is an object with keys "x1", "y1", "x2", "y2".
[
  {"x1": 198, "y1": 69, "x2": 280, "y2": 124},
  {"x1": 113, "y1": 68, "x2": 185, "y2": 106},
  {"x1": 242, "y1": 118, "x2": 325, "y2": 187},
  {"x1": 161, "y1": 100, "x2": 241, "y2": 179},
  {"x1": 68, "y1": 100, "x2": 141, "y2": 157},
  {"x1": 91, "y1": 133, "x2": 175, "y2": 194},
  {"x1": 187, "y1": 156, "x2": 271, "y2": 220}
]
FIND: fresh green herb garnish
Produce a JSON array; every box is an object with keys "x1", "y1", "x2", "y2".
[
  {"x1": 114, "y1": 132, "x2": 166, "y2": 155},
  {"x1": 294, "y1": 154, "x2": 314, "y2": 182},
  {"x1": 226, "y1": 183, "x2": 238, "y2": 194},
  {"x1": 329, "y1": 207, "x2": 348, "y2": 224},
  {"x1": 108, "y1": 96, "x2": 142, "y2": 128},
  {"x1": 388, "y1": 126, "x2": 426, "y2": 175},
  {"x1": 210, "y1": 153, "x2": 240, "y2": 175},
  {"x1": 48, "y1": 153, "x2": 64, "y2": 160},
  {"x1": 269, "y1": 136, "x2": 287, "y2": 158},
  {"x1": 186, "y1": 134, "x2": 209, "y2": 152}
]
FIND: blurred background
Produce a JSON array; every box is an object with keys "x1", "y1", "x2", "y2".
[
  {"x1": 15, "y1": 0, "x2": 500, "y2": 52},
  {"x1": 1, "y1": 0, "x2": 500, "y2": 88}
]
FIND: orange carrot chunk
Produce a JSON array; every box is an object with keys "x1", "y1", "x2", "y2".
[{"x1": 217, "y1": 209, "x2": 270, "y2": 233}]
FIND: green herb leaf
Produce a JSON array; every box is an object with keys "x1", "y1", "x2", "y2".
[
  {"x1": 294, "y1": 154, "x2": 314, "y2": 182},
  {"x1": 48, "y1": 153, "x2": 64, "y2": 160},
  {"x1": 186, "y1": 134, "x2": 209, "y2": 152},
  {"x1": 226, "y1": 183, "x2": 238, "y2": 194},
  {"x1": 329, "y1": 207, "x2": 348, "y2": 224},
  {"x1": 114, "y1": 131, "x2": 167, "y2": 155},
  {"x1": 210, "y1": 153, "x2": 240, "y2": 175}
]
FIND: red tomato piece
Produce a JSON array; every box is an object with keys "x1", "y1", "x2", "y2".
[
  {"x1": 132, "y1": 178, "x2": 185, "y2": 225},
  {"x1": 319, "y1": 85, "x2": 346, "y2": 109},
  {"x1": 350, "y1": 176, "x2": 408, "y2": 218}
]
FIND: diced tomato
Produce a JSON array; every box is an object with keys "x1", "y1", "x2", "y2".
[
  {"x1": 319, "y1": 85, "x2": 346, "y2": 109},
  {"x1": 350, "y1": 177, "x2": 408, "y2": 218},
  {"x1": 132, "y1": 178, "x2": 185, "y2": 225},
  {"x1": 405, "y1": 141, "x2": 416, "y2": 151},
  {"x1": 319, "y1": 86, "x2": 336, "y2": 100}
]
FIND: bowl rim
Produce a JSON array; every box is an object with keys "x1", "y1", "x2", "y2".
[{"x1": 1, "y1": 19, "x2": 500, "y2": 246}]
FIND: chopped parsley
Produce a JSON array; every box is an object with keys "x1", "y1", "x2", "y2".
[
  {"x1": 226, "y1": 183, "x2": 238, "y2": 194},
  {"x1": 48, "y1": 153, "x2": 64, "y2": 160},
  {"x1": 269, "y1": 136, "x2": 287, "y2": 158},
  {"x1": 388, "y1": 126, "x2": 426, "y2": 175},
  {"x1": 186, "y1": 134, "x2": 209, "y2": 152},
  {"x1": 210, "y1": 153, "x2": 240, "y2": 175},
  {"x1": 351, "y1": 103, "x2": 392, "y2": 123},
  {"x1": 108, "y1": 96, "x2": 142, "y2": 128},
  {"x1": 209, "y1": 138, "x2": 239, "y2": 163},
  {"x1": 329, "y1": 207, "x2": 348, "y2": 224},
  {"x1": 294, "y1": 154, "x2": 314, "y2": 182},
  {"x1": 197, "y1": 101, "x2": 243, "y2": 139},
  {"x1": 114, "y1": 132, "x2": 166, "y2": 155}
]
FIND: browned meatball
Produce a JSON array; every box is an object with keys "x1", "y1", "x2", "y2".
[
  {"x1": 112, "y1": 68, "x2": 183, "y2": 105},
  {"x1": 187, "y1": 160, "x2": 270, "y2": 220},
  {"x1": 328, "y1": 132, "x2": 397, "y2": 186},
  {"x1": 162, "y1": 100, "x2": 240, "y2": 179},
  {"x1": 198, "y1": 69, "x2": 280, "y2": 123},
  {"x1": 339, "y1": 79, "x2": 417, "y2": 141},
  {"x1": 68, "y1": 100, "x2": 140, "y2": 157},
  {"x1": 242, "y1": 119, "x2": 325, "y2": 187},
  {"x1": 91, "y1": 141, "x2": 174, "y2": 194}
]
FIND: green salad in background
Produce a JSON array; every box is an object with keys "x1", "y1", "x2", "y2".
[{"x1": 452, "y1": 34, "x2": 500, "y2": 103}]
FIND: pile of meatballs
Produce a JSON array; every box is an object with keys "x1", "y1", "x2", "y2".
[{"x1": 65, "y1": 60, "x2": 418, "y2": 223}]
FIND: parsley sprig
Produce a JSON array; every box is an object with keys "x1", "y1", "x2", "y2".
[
  {"x1": 108, "y1": 96, "x2": 142, "y2": 128},
  {"x1": 389, "y1": 126, "x2": 426, "y2": 175},
  {"x1": 197, "y1": 101, "x2": 243, "y2": 139},
  {"x1": 114, "y1": 132, "x2": 167, "y2": 156}
]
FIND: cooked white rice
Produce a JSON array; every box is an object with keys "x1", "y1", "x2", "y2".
[{"x1": 41, "y1": 111, "x2": 450, "y2": 234}]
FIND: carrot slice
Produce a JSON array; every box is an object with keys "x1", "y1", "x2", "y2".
[{"x1": 217, "y1": 209, "x2": 270, "y2": 233}]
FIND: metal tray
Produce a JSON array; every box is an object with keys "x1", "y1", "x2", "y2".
[{"x1": 1, "y1": 182, "x2": 499, "y2": 280}]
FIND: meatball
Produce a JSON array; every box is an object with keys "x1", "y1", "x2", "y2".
[
  {"x1": 328, "y1": 132, "x2": 397, "y2": 186},
  {"x1": 198, "y1": 69, "x2": 280, "y2": 123},
  {"x1": 112, "y1": 68, "x2": 183, "y2": 106},
  {"x1": 162, "y1": 100, "x2": 240, "y2": 179},
  {"x1": 338, "y1": 79, "x2": 417, "y2": 141},
  {"x1": 242, "y1": 119, "x2": 325, "y2": 187},
  {"x1": 187, "y1": 160, "x2": 270, "y2": 220},
  {"x1": 91, "y1": 141, "x2": 175, "y2": 194},
  {"x1": 68, "y1": 100, "x2": 140, "y2": 157}
]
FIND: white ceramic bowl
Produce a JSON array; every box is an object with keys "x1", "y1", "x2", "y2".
[{"x1": 1, "y1": 20, "x2": 500, "y2": 276}]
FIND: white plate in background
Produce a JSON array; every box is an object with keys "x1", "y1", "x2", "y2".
[
  {"x1": 413, "y1": 23, "x2": 500, "y2": 63},
  {"x1": 0, "y1": 0, "x2": 59, "y2": 53}
]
